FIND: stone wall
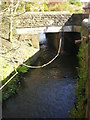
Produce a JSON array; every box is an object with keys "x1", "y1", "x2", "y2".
[
  {"x1": 82, "y1": 18, "x2": 90, "y2": 119},
  {"x1": 15, "y1": 12, "x2": 71, "y2": 28},
  {"x1": 15, "y1": 12, "x2": 89, "y2": 28}
]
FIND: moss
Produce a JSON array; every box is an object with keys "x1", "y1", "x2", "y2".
[
  {"x1": 2, "y1": 50, "x2": 34, "y2": 101},
  {"x1": 2, "y1": 63, "x2": 30, "y2": 101},
  {"x1": 72, "y1": 40, "x2": 88, "y2": 118},
  {"x1": 2, "y1": 74, "x2": 20, "y2": 100}
]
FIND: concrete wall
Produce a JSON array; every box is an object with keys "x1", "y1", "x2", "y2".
[
  {"x1": 46, "y1": 32, "x2": 61, "y2": 50},
  {"x1": 46, "y1": 31, "x2": 81, "y2": 55}
]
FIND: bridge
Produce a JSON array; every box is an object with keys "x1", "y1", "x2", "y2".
[
  {"x1": 15, "y1": 12, "x2": 89, "y2": 34},
  {"x1": 15, "y1": 12, "x2": 89, "y2": 50}
]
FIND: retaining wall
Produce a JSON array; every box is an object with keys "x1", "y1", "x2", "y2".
[{"x1": 82, "y1": 18, "x2": 90, "y2": 119}]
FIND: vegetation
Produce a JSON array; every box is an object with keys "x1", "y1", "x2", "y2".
[
  {"x1": 68, "y1": 0, "x2": 82, "y2": 13},
  {"x1": 72, "y1": 40, "x2": 88, "y2": 118},
  {"x1": 17, "y1": 65, "x2": 29, "y2": 73},
  {"x1": 48, "y1": 1, "x2": 82, "y2": 13},
  {"x1": 16, "y1": 2, "x2": 25, "y2": 12},
  {"x1": 48, "y1": 2, "x2": 70, "y2": 11},
  {"x1": 1, "y1": 1, "x2": 82, "y2": 13},
  {"x1": 2, "y1": 57, "x2": 30, "y2": 100},
  {"x1": 0, "y1": 1, "x2": 40, "y2": 100},
  {"x1": 0, "y1": 39, "x2": 37, "y2": 80},
  {"x1": 2, "y1": 74, "x2": 20, "y2": 100},
  {"x1": 69, "y1": 0, "x2": 81, "y2": 6}
]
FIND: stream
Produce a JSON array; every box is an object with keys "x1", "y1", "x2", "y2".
[{"x1": 2, "y1": 33, "x2": 78, "y2": 118}]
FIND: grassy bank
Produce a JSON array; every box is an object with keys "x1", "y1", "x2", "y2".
[{"x1": 72, "y1": 40, "x2": 88, "y2": 118}]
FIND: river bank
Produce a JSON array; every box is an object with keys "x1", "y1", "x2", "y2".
[{"x1": 0, "y1": 39, "x2": 39, "y2": 100}]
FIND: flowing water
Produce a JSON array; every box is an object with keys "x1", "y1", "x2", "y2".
[{"x1": 2, "y1": 33, "x2": 78, "y2": 118}]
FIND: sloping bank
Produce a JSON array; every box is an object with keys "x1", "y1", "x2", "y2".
[
  {"x1": 0, "y1": 39, "x2": 39, "y2": 100},
  {"x1": 72, "y1": 18, "x2": 89, "y2": 118}
]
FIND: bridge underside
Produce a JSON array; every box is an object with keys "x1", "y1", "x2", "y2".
[
  {"x1": 16, "y1": 26, "x2": 81, "y2": 54},
  {"x1": 46, "y1": 32, "x2": 81, "y2": 55}
]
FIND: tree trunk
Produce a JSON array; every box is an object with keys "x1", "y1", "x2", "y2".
[{"x1": 9, "y1": 0, "x2": 13, "y2": 42}]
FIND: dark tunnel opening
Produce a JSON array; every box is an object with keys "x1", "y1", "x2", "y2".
[
  {"x1": 63, "y1": 32, "x2": 81, "y2": 55},
  {"x1": 45, "y1": 32, "x2": 81, "y2": 55}
]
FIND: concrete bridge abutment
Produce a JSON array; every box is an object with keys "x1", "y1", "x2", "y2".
[
  {"x1": 18, "y1": 33, "x2": 40, "y2": 49},
  {"x1": 45, "y1": 32, "x2": 61, "y2": 51},
  {"x1": 30, "y1": 34, "x2": 40, "y2": 49}
]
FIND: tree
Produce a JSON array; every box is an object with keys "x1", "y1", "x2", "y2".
[
  {"x1": 0, "y1": 0, "x2": 49, "y2": 43},
  {"x1": 69, "y1": 0, "x2": 81, "y2": 6},
  {"x1": 1, "y1": 0, "x2": 20, "y2": 42},
  {"x1": 9, "y1": 0, "x2": 13, "y2": 42}
]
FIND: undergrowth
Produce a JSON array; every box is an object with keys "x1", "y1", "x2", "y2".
[
  {"x1": 2, "y1": 61, "x2": 30, "y2": 101},
  {"x1": 72, "y1": 40, "x2": 88, "y2": 118}
]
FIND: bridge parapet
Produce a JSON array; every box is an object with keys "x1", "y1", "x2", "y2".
[
  {"x1": 15, "y1": 12, "x2": 89, "y2": 29},
  {"x1": 15, "y1": 12, "x2": 72, "y2": 28},
  {"x1": 65, "y1": 14, "x2": 89, "y2": 26}
]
